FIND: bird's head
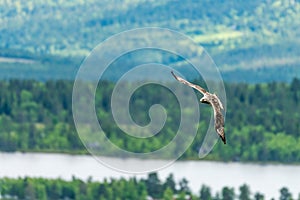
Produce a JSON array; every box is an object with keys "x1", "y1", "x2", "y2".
[{"x1": 200, "y1": 97, "x2": 210, "y2": 105}]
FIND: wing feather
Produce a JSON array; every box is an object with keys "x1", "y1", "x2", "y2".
[
  {"x1": 171, "y1": 71, "x2": 207, "y2": 95},
  {"x1": 210, "y1": 95, "x2": 226, "y2": 144},
  {"x1": 215, "y1": 94, "x2": 224, "y2": 110}
]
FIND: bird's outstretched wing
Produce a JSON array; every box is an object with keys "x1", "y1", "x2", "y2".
[
  {"x1": 171, "y1": 71, "x2": 226, "y2": 144},
  {"x1": 171, "y1": 71, "x2": 207, "y2": 95}
]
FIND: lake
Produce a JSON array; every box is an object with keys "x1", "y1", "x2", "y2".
[{"x1": 0, "y1": 152, "x2": 299, "y2": 199}]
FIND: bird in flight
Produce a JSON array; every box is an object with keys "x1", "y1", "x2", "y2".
[{"x1": 171, "y1": 71, "x2": 226, "y2": 144}]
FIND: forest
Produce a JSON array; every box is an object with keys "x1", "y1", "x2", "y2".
[
  {"x1": 1, "y1": 0, "x2": 300, "y2": 82},
  {"x1": 0, "y1": 172, "x2": 297, "y2": 200},
  {"x1": 0, "y1": 78, "x2": 300, "y2": 163}
]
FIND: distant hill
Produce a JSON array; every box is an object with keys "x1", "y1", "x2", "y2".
[{"x1": 0, "y1": 0, "x2": 300, "y2": 82}]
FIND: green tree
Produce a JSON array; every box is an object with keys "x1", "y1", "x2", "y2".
[
  {"x1": 163, "y1": 187, "x2": 174, "y2": 200},
  {"x1": 179, "y1": 178, "x2": 190, "y2": 194},
  {"x1": 254, "y1": 192, "x2": 264, "y2": 200},
  {"x1": 221, "y1": 187, "x2": 235, "y2": 200},
  {"x1": 279, "y1": 187, "x2": 292, "y2": 200},
  {"x1": 35, "y1": 183, "x2": 47, "y2": 200},
  {"x1": 177, "y1": 191, "x2": 188, "y2": 200},
  {"x1": 24, "y1": 180, "x2": 35, "y2": 200},
  {"x1": 145, "y1": 172, "x2": 162, "y2": 199},
  {"x1": 200, "y1": 185, "x2": 212, "y2": 200},
  {"x1": 163, "y1": 173, "x2": 176, "y2": 193},
  {"x1": 239, "y1": 184, "x2": 251, "y2": 200}
]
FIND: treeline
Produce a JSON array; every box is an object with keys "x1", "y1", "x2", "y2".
[
  {"x1": 0, "y1": 172, "x2": 297, "y2": 200},
  {"x1": 0, "y1": 80, "x2": 83, "y2": 153},
  {"x1": 0, "y1": 78, "x2": 300, "y2": 162}
]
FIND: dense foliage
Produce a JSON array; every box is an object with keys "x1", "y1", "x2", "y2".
[
  {"x1": 0, "y1": 173, "x2": 297, "y2": 200},
  {"x1": 0, "y1": 79, "x2": 300, "y2": 163}
]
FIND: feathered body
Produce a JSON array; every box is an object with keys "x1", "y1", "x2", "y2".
[{"x1": 171, "y1": 71, "x2": 226, "y2": 144}]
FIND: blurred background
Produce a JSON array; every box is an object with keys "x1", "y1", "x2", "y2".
[{"x1": 0, "y1": 0, "x2": 300, "y2": 199}]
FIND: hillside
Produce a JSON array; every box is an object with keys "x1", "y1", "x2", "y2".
[{"x1": 0, "y1": 0, "x2": 300, "y2": 82}]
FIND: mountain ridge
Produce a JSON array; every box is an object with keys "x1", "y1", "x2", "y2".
[{"x1": 0, "y1": 0, "x2": 299, "y2": 82}]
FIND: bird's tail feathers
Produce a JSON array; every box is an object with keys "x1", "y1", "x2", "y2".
[{"x1": 217, "y1": 127, "x2": 226, "y2": 144}]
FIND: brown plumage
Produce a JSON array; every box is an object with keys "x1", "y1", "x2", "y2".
[{"x1": 171, "y1": 71, "x2": 226, "y2": 144}]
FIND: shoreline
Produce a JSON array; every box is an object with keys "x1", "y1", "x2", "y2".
[
  {"x1": 2, "y1": 150, "x2": 300, "y2": 166},
  {"x1": 0, "y1": 56, "x2": 36, "y2": 64}
]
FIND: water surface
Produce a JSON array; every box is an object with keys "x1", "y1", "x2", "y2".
[{"x1": 0, "y1": 152, "x2": 299, "y2": 199}]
